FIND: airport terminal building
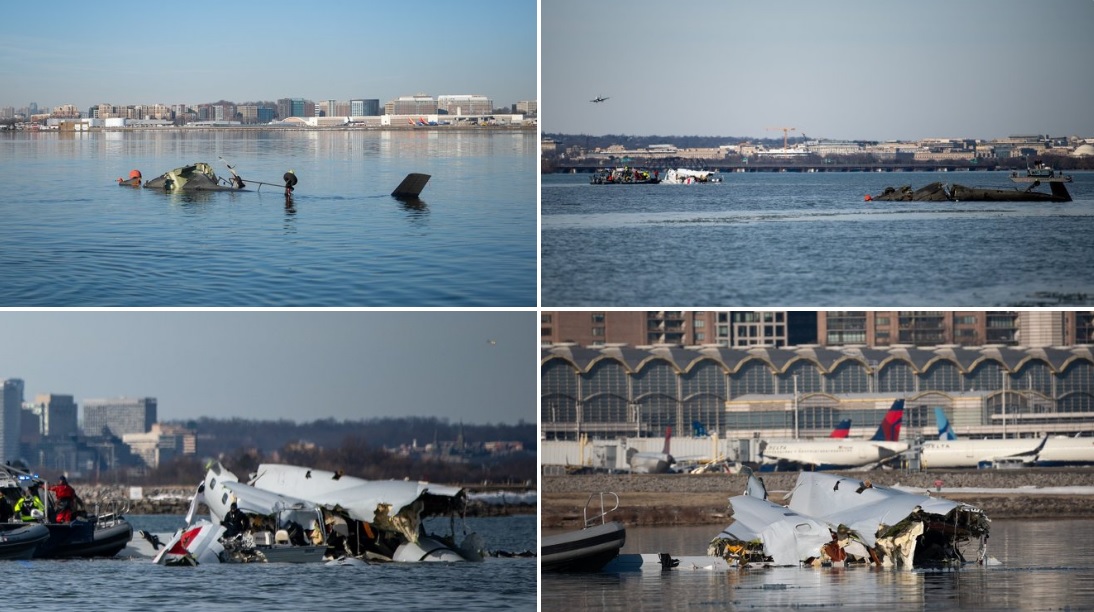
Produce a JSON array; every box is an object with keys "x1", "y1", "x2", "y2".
[{"x1": 541, "y1": 343, "x2": 1094, "y2": 452}]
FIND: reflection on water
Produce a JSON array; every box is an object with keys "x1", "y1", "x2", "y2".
[{"x1": 542, "y1": 520, "x2": 1094, "y2": 610}]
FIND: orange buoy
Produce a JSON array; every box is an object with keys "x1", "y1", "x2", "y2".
[
  {"x1": 129, "y1": 169, "x2": 142, "y2": 179},
  {"x1": 864, "y1": 194, "x2": 872, "y2": 202}
]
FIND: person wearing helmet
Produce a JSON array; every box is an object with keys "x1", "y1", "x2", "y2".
[
  {"x1": 283, "y1": 169, "x2": 298, "y2": 197},
  {"x1": 221, "y1": 502, "x2": 251, "y2": 538},
  {"x1": 14, "y1": 488, "x2": 44, "y2": 522}
]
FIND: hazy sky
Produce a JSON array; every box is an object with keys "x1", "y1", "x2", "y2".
[
  {"x1": 0, "y1": 311, "x2": 535, "y2": 425},
  {"x1": 544, "y1": 0, "x2": 1094, "y2": 140},
  {"x1": 1, "y1": 0, "x2": 536, "y2": 112}
]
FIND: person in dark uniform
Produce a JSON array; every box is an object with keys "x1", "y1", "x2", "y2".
[
  {"x1": 221, "y1": 502, "x2": 251, "y2": 538},
  {"x1": 283, "y1": 169, "x2": 298, "y2": 197}
]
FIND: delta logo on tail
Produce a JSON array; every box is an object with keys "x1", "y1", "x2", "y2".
[
  {"x1": 828, "y1": 418, "x2": 853, "y2": 439},
  {"x1": 870, "y1": 399, "x2": 904, "y2": 441}
]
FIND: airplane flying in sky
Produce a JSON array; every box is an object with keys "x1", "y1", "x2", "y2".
[
  {"x1": 590, "y1": 96, "x2": 610, "y2": 103},
  {"x1": 758, "y1": 400, "x2": 907, "y2": 471}
]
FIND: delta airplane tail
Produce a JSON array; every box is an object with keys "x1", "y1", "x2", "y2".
[
  {"x1": 828, "y1": 418, "x2": 853, "y2": 438},
  {"x1": 935, "y1": 407, "x2": 957, "y2": 440},
  {"x1": 662, "y1": 427, "x2": 672, "y2": 455},
  {"x1": 869, "y1": 399, "x2": 905, "y2": 441}
]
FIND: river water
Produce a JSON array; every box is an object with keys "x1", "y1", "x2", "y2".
[
  {"x1": 5, "y1": 514, "x2": 535, "y2": 610},
  {"x1": 541, "y1": 171, "x2": 1094, "y2": 306},
  {"x1": 0, "y1": 129, "x2": 536, "y2": 306},
  {"x1": 542, "y1": 520, "x2": 1094, "y2": 611}
]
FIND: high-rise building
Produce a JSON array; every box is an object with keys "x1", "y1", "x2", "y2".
[
  {"x1": 81, "y1": 397, "x2": 156, "y2": 438},
  {"x1": 385, "y1": 95, "x2": 437, "y2": 116},
  {"x1": 350, "y1": 99, "x2": 380, "y2": 116},
  {"x1": 436, "y1": 95, "x2": 492, "y2": 115},
  {"x1": 34, "y1": 394, "x2": 78, "y2": 438},
  {"x1": 1, "y1": 379, "x2": 24, "y2": 462}
]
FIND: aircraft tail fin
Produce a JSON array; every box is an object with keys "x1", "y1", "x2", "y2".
[
  {"x1": 391, "y1": 173, "x2": 431, "y2": 199},
  {"x1": 935, "y1": 407, "x2": 957, "y2": 440},
  {"x1": 662, "y1": 427, "x2": 672, "y2": 455},
  {"x1": 829, "y1": 418, "x2": 852, "y2": 438},
  {"x1": 870, "y1": 399, "x2": 905, "y2": 441}
]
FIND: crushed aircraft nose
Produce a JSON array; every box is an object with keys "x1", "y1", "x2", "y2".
[{"x1": 710, "y1": 470, "x2": 990, "y2": 568}]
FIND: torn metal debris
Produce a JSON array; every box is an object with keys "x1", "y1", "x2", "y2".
[{"x1": 709, "y1": 469, "x2": 990, "y2": 568}]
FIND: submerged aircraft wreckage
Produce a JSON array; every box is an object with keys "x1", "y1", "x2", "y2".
[
  {"x1": 152, "y1": 462, "x2": 483, "y2": 565},
  {"x1": 867, "y1": 163, "x2": 1073, "y2": 203},
  {"x1": 707, "y1": 468, "x2": 991, "y2": 568}
]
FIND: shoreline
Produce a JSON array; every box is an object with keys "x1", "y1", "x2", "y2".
[{"x1": 542, "y1": 470, "x2": 1094, "y2": 528}]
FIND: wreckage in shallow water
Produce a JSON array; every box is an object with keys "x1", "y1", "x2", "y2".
[
  {"x1": 153, "y1": 462, "x2": 482, "y2": 565},
  {"x1": 868, "y1": 165, "x2": 1074, "y2": 203},
  {"x1": 709, "y1": 469, "x2": 991, "y2": 568}
]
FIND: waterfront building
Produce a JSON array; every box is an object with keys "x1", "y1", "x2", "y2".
[
  {"x1": 437, "y1": 94, "x2": 492, "y2": 115},
  {"x1": 541, "y1": 342, "x2": 1094, "y2": 444},
  {"x1": 542, "y1": 311, "x2": 816, "y2": 348},
  {"x1": 81, "y1": 397, "x2": 156, "y2": 438},
  {"x1": 385, "y1": 94, "x2": 437, "y2": 116},
  {"x1": 350, "y1": 99, "x2": 380, "y2": 116}
]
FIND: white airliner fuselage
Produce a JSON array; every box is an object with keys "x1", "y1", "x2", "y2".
[{"x1": 920, "y1": 438, "x2": 1045, "y2": 468}]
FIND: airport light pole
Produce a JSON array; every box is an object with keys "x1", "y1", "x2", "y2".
[{"x1": 793, "y1": 374, "x2": 799, "y2": 440}]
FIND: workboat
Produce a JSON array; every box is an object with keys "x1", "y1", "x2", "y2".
[
  {"x1": 868, "y1": 161, "x2": 1074, "y2": 203},
  {"x1": 541, "y1": 492, "x2": 626, "y2": 572},
  {"x1": 0, "y1": 464, "x2": 133, "y2": 559},
  {"x1": 0, "y1": 523, "x2": 50, "y2": 560},
  {"x1": 591, "y1": 167, "x2": 661, "y2": 184}
]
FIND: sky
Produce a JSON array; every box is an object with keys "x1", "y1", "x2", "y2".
[
  {"x1": 543, "y1": 0, "x2": 1094, "y2": 141},
  {"x1": 1, "y1": 0, "x2": 536, "y2": 112},
  {"x1": 0, "y1": 311, "x2": 535, "y2": 425}
]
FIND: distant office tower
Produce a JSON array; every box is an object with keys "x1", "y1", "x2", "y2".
[
  {"x1": 1, "y1": 379, "x2": 24, "y2": 462},
  {"x1": 34, "y1": 393, "x2": 78, "y2": 437},
  {"x1": 385, "y1": 95, "x2": 437, "y2": 116},
  {"x1": 436, "y1": 95, "x2": 493, "y2": 115},
  {"x1": 82, "y1": 397, "x2": 156, "y2": 438},
  {"x1": 350, "y1": 99, "x2": 380, "y2": 116}
]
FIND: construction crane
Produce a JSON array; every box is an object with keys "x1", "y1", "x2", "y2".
[{"x1": 765, "y1": 126, "x2": 798, "y2": 149}]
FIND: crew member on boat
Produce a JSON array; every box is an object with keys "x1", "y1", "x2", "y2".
[
  {"x1": 14, "y1": 488, "x2": 44, "y2": 522},
  {"x1": 221, "y1": 502, "x2": 251, "y2": 538},
  {"x1": 49, "y1": 475, "x2": 83, "y2": 523}
]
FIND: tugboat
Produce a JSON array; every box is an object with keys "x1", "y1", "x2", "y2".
[
  {"x1": 869, "y1": 160, "x2": 1074, "y2": 203},
  {"x1": 591, "y1": 167, "x2": 661, "y2": 184}
]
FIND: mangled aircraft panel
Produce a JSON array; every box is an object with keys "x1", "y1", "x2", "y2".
[
  {"x1": 249, "y1": 464, "x2": 467, "y2": 542},
  {"x1": 711, "y1": 494, "x2": 833, "y2": 566},
  {"x1": 785, "y1": 473, "x2": 990, "y2": 566}
]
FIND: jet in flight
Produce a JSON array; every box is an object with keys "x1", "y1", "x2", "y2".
[{"x1": 590, "y1": 96, "x2": 610, "y2": 103}]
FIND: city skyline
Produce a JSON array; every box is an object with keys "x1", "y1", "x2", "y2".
[
  {"x1": 0, "y1": 312, "x2": 535, "y2": 425},
  {"x1": 543, "y1": 0, "x2": 1094, "y2": 140},
  {"x1": 0, "y1": 0, "x2": 535, "y2": 113}
]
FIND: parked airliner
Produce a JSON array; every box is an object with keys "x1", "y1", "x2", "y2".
[
  {"x1": 920, "y1": 408, "x2": 1045, "y2": 468},
  {"x1": 758, "y1": 400, "x2": 907, "y2": 471}
]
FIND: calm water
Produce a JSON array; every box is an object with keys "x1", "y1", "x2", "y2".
[
  {"x1": 5, "y1": 514, "x2": 535, "y2": 610},
  {"x1": 542, "y1": 520, "x2": 1094, "y2": 611},
  {"x1": 0, "y1": 129, "x2": 536, "y2": 306},
  {"x1": 541, "y1": 171, "x2": 1094, "y2": 306}
]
